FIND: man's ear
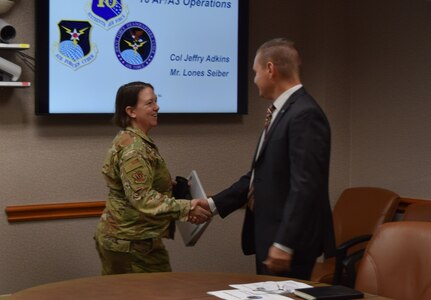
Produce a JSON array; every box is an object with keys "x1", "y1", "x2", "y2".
[
  {"x1": 267, "y1": 61, "x2": 276, "y2": 78},
  {"x1": 125, "y1": 106, "x2": 136, "y2": 118}
]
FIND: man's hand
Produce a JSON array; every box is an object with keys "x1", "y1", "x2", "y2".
[
  {"x1": 188, "y1": 199, "x2": 212, "y2": 224},
  {"x1": 192, "y1": 198, "x2": 210, "y2": 211},
  {"x1": 263, "y1": 245, "x2": 293, "y2": 274}
]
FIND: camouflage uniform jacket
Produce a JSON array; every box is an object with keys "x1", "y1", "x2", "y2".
[{"x1": 95, "y1": 126, "x2": 190, "y2": 252}]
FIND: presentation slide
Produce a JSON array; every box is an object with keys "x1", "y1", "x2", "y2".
[{"x1": 37, "y1": 0, "x2": 247, "y2": 114}]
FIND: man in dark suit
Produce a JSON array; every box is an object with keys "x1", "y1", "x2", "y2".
[{"x1": 195, "y1": 38, "x2": 335, "y2": 280}]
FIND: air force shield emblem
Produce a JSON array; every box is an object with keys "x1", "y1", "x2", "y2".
[
  {"x1": 53, "y1": 20, "x2": 98, "y2": 70},
  {"x1": 87, "y1": 0, "x2": 128, "y2": 30}
]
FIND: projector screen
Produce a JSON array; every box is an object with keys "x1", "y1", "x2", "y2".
[{"x1": 35, "y1": 0, "x2": 248, "y2": 115}]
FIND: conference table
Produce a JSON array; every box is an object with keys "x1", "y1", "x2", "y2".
[{"x1": 8, "y1": 272, "x2": 391, "y2": 300}]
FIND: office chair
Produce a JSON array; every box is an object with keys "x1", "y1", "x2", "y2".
[
  {"x1": 403, "y1": 202, "x2": 431, "y2": 221},
  {"x1": 341, "y1": 200, "x2": 431, "y2": 288},
  {"x1": 355, "y1": 222, "x2": 431, "y2": 300},
  {"x1": 311, "y1": 187, "x2": 400, "y2": 285}
]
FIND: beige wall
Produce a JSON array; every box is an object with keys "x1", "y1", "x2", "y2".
[
  {"x1": 349, "y1": 0, "x2": 431, "y2": 197},
  {"x1": 1, "y1": 0, "x2": 430, "y2": 294}
]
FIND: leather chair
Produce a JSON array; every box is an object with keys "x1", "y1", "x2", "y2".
[
  {"x1": 355, "y1": 222, "x2": 431, "y2": 300},
  {"x1": 311, "y1": 187, "x2": 400, "y2": 285},
  {"x1": 403, "y1": 203, "x2": 431, "y2": 221},
  {"x1": 342, "y1": 200, "x2": 431, "y2": 288}
]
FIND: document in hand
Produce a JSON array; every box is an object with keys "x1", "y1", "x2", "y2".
[
  {"x1": 176, "y1": 170, "x2": 211, "y2": 246},
  {"x1": 293, "y1": 285, "x2": 364, "y2": 300}
]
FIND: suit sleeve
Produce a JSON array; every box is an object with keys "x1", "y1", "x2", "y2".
[{"x1": 212, "y1": 172, "x2": 252, "y2": 218}]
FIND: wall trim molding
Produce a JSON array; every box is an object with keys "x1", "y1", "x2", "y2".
[
  {"x1": 3, "y1": 197, "x2": 429, "y2": 223},
  {"x1": 5, "y1": 201, "x2": 105, "y2": 222}
]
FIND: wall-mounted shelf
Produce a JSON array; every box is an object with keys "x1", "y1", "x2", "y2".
[
  {"x1": 0, "y1": 81, "x2": 31, "y2": 87},
  {"x1": 0, "y1": 43, "x2": 30, "y2": 50},
  {"x1": 0, "y1": 43, "x2": 31, "y2": 87}
]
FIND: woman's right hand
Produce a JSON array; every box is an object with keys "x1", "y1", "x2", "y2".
[{"x1": 188, "y1": 199, "x2": 212, "y2": 224}]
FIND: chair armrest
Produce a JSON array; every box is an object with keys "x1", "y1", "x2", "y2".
[
  {"x1": 337, "y1": 234, "x2": 372, "y2": 256},
  {"x1": 332, "y1": 234, "x2": 372, "y2": 285},
  {"x1": 342, "y1": 248, "x2": 366, "y2": 287}
]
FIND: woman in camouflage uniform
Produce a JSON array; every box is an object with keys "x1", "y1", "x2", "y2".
[{"x1": 95, "y1": 81, "x2": 211, "y2": 274}]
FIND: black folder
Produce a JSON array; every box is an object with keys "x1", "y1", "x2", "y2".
[{"x1": 293, "y1": 285, "x2": 364, "y2": 300}]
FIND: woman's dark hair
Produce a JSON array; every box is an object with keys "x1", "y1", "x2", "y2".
[{"x1": 112, "y1": 81, "x2": 154, "y2": 128}]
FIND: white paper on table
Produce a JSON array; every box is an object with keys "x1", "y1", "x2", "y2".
[
  {"x1": 229, "y1": 280, "x2": 312, "y2": 295},
  {"x1": 207, "y1": 289, "x2": 294, "y2": 300}
]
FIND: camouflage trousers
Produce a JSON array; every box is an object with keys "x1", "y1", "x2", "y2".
[{"x1": 95, "y1": 237, "x2": 172, "y2": 275}]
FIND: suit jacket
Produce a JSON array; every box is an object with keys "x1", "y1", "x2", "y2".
[{"x1": 213, "y1": 87, "x2": 336, "y2": 266}]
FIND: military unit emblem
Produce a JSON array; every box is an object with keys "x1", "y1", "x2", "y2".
[
  {"x1": 53, "y1": 0, "x2": 156, "y2": 70},
  {"x1": 87, "y1": 0, "x2": 128, "y2": 30},
  {"x1": 53, "y1": 20, "x2": 98, "y2": 70},
  {"x1": 132, "y1": 171, "x2": 146, "y2": 183},
  {"x1": 114, "y1": 22, "x2": 156, "y2": 70}
]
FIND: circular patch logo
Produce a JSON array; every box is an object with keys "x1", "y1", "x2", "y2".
[{"x1": 114, "y1": 21, "x2": 156, "y2": 70}]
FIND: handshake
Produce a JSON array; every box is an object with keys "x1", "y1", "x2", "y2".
[
  {"x1": 172, "y1": 175, "x2": 212, "y2": 225},
  {"x1": 188, "y1": 199, "x2": 211, "y2": 224}
]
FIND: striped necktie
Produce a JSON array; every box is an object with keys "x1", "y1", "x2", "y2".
[
  {"x1": 263, "y1": 104, "x2": 276, "y2": 137},
  {"x1": 247, "y1": 104, "x2": 276, "y2": 211}
]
